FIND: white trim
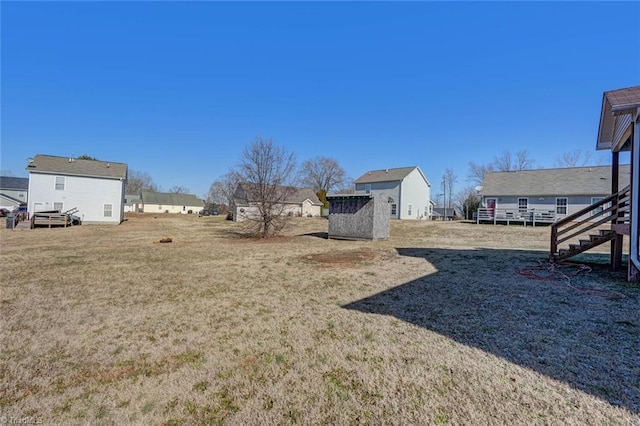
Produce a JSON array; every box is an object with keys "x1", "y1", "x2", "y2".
[
  {"x1": 631, "y1": 115, "x2": 640, "y2": 271},
  {"x1": 555, "y1": 197, "x2": 568, "y2": 215},
  {"x1": 517, "y1": 197, "x2": 528, "y2": 212}
]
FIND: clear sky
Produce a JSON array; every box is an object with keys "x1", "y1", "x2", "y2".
[{"x1": 2, "y1": 1, "x2": 639, "y2": 199}]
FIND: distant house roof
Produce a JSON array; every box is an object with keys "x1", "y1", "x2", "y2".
[
  {"x1": 26, "y1": 154, "x2": 127, "y2": 179},
  {"x1": 480, "y1": 165, "x2": 631, "y2": 197},
  {"x1": 235, "y1": 183, "x2": 323, "y2": 206},
  {"x1": 432, "y1": 207, "x2": 458, "y2": 217},
  {"x1": 141, "y1": 191, "x2": 204, "y2": 207},
  {"x1": 355, "y1": 166, "x2": 429, "y2": 185},
  {"x1": 597, "y1": 85, "x2": 640, "y2": 150},
  {"x1": 0, "y1": 176, "x2": 29, "y2": 191}
]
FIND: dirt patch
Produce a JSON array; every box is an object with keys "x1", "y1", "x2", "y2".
[{"x1": 303, "y1": 249, "x2": 391, "y2": 267}]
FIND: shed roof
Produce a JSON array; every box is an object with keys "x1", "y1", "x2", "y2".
[
  {"x1": 597, "y1": 85, "x2": 640, "y2": 150},
  {"x1": 141, "y1": 191, "x2": 204, "y2": 206},
  {"x1": 0, "y1": 176, "x2": 29, "y2": 191},
  {"x1": 480, "y1": 165, "x2": 631, "y2": 197},
  {"x1": 355, "y1": 166, "x2": 425, "y2": 184},
  {"x1": 26, "y1": 154, "x2": 127, "y2": 179}
]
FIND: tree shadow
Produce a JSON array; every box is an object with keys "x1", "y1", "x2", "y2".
[{"x1": 343, "y1": 247, "x2": 640, "y2": 412}]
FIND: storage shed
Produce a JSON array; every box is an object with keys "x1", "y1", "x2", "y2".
[{"x1": 326, "y1": 193, "x2": 390, "y2": 240}]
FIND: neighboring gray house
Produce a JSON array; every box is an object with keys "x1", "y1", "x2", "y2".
[
  {"x1": 232, "y1": 183, "x2": 323, "y2": 221},
  {"x1": 141, "y1": 191, "x2": 204, "y2": 214},
  {"x1": 432, "y1": 207, "x2": 459, "y2": 220},
  {"x1": 124, "y1": 194, "x2": 142, "y2": 213},
  {"x1": 0, "y1": 176, "x2": 29, "y2": 211},
  {"x1": 479, "y1": 165, "x2": 631, "y2": 221},
  {"x1": 26, "y1": 154, "x2": 128, "y2": 224},
  {"x1": 354, "y1": 166, "x2": 431, "y2": 220}
]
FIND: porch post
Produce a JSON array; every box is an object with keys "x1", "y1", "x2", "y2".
[
  {"x1": 610, "y1": 150, "x2": 622, "y2": 270},
  {"x1": 630, "y1": 120, "x2": 640, "y2": 281}
]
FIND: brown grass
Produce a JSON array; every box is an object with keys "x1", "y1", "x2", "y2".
[{"x1": 0, "y1": 215, "x2": 638, "y2": 425}]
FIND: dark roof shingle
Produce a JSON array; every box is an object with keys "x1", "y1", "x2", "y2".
[{"x1": 0, "y1": 176, "x2": 29, "y2": 191}]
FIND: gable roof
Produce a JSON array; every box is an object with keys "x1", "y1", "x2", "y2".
[
  {"x1": 235, "y1": 183, "x2": 323, "y2": 205},
  {"x1": 141, "y1": 191, "x2": 204, "y2": 206},
  {"x1": 480, "y1": 165, "x2": 631, "y2": 197},
  {"x1": 355, "y1": 166, "x2": 429, "y2": 185},
  {"x1": 432, "y1": 207, "x2": 458, "y2": 217},
  {"x1": 597, "y1": 85, "x2": 640, "y2": 150},
  {"x1": 26, "y1": 154, "x2": 127, "y2": 179},
  {"x1": 0, "y1": 176, "x2": 29, "y2": 191}
]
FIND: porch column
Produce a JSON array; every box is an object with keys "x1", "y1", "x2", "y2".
[
  {"x1": 630, "y1": 119, "x2": 640, "y2": 281},
  {"x1": 610, "y1": 150, "x2": 622, "y2": 270}
]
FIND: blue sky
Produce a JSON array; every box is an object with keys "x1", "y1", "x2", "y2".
[{"x1": 2, "y1": 1, "x2": 639, "y2": 199}]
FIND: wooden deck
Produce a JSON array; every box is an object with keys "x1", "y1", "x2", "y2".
[{"x1": 477, "y1": 208, "x2": 556, "y2": 226}]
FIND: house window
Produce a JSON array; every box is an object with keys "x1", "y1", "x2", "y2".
[
  {"x1": 556, "y1": 198, "x2": 568, "y2": 215},
  {"x1": 518, "y1": 198, "x2": 528, "y2": 213},
  {"x1": 53, "y1": 202, "x2": 63, "y2": 211},
  {"x1": 391, "y1": 204, "x2": 397, "y2": 216},
  {"x1": 104, "y1": 204, "x2": 113, "y2": 218},
  {"x1": 55, "y1": 176, "x2": 65, "y2": 190},
  {"x1": 364, "y1": 184, "x2": 371, "y2": 194},
  {"x1": 408, "y1": 204, "x2": 412, "y2": 216},
  {"x1": 591, "y1": 197, "x2": 606, "y2": 216}
]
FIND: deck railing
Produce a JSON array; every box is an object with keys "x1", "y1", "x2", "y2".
[
  {"x1": 477, "y1": 208, "x2": 556, "y2": 226},
  {"x1": 550, "y1": 185, "x2": 631, "y2": 258}
]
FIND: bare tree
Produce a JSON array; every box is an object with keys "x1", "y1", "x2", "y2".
[
  {"x1": 169, "y1": 185, "x2": 190, "y2": 194},
  {"x1": 467, "y1": 161, "x2": 493, "y2": 186},
  {"x1": 126, "y1": 170, "x2": 159, "y2": 195},
  {"x1": 207, "y1": 172, "x2": 240, "y2": 209},
  {"x1": 231, "y1": 137, "x2": 297, "y2": 238},
  {"x1": 468, "y1": 150, "x2": 534, "y2": 186},
  {"x1": 454, "y1": 186, "x2": 481, "y2": 220},
  {"x1": 298, "y1": 156, "x2": 346, "y2": 192},
  {"x1": 554, "y1": 150, "x2": 593, "y2": 168},
  {"x1": 443, "y1": 168, "x2": 457, "y2": 208},
  {"x1": 334, "y1": 177, "x2": 355, "y2": 194},
  {"x1": 514, "y1": 150, "x2": 534, "y2": 171},
  {"x1": 493, "y1": 150, "x2": 534, "y2": 172}
]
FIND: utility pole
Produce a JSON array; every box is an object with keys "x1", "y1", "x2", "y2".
[{"x1": 442, "y1": 175, "x2": 447, "y2": 221}]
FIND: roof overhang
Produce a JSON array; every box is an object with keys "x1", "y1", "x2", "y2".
[{"x1": 597, "y1": 86, "x2": 640, "y2": 152}]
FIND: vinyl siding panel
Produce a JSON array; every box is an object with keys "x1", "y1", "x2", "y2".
[
  {"x1": 399, "y1": 168, "x2": 431, "y2": 220},
  {"x1": 356, "y1": 181, "x2": 401, "y2": 218},
  {"x1": 28, "y1": 173, "x2": 125, "y2": 224}
]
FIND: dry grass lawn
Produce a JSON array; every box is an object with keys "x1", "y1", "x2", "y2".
[{"x1": 1, "y1": 214, "x2": 639, "y2": 425}]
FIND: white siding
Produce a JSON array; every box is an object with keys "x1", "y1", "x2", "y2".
[
  {"x1": 142, "y1": 203, "x2": 203, "y2": 214},
  {"x1": 399, "y1": 168, "x2": 431, "y2": 220},
  {"x1": 28, "y1": 173, "x2": 125, "y2": 224}
]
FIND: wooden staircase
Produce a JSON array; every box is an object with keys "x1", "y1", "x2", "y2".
[{"x1": 550, "y1": 185, "x2": 630, "y2": 263}]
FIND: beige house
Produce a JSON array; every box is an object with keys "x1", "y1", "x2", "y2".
[
  {"x1": 232, "y1": 183, "x2": 323, "y2": 222},
  {"x1": 141, "y1": 191, "x2": 204, "y2": 214}
]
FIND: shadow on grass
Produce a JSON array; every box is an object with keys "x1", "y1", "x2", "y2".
[
  {"x1": 300, "y1": 232, "x2": 329, "y2": 239},
  {"x1": 343, "y1": 247, "x2": 640, "y2": 412}
]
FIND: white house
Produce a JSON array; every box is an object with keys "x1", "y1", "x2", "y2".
[
  {"x1": 354, "y1": 166, "x2": 432, "y2": 220},
  {"x1": 140, "y1": 191, "x2": 204, "y2": 214},
  {"x1": 26, "y1": 154, "x2": 127, "y2": 224}
]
